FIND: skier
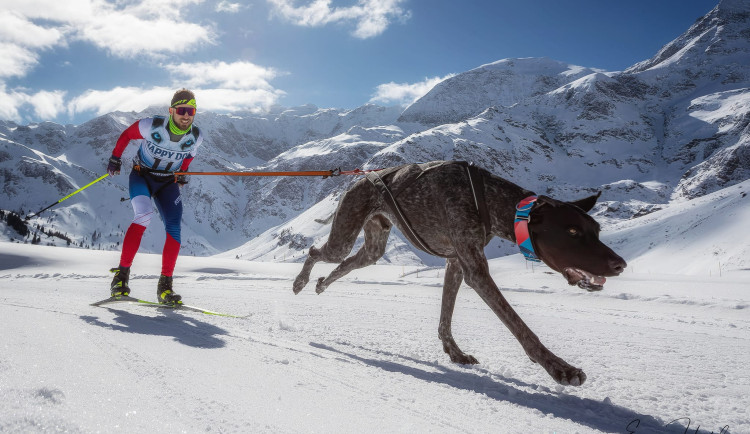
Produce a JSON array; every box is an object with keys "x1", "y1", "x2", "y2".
[{"x1": 106, "y1": 89, "x2": 203, "y2": 304}]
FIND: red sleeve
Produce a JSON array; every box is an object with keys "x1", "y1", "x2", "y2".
[
  {"x1": 180, "y1": 156, "x2": 194, "y2": 172},
  {"x1": 112, "y1": 121, "x2": 144, "y2": 158}
]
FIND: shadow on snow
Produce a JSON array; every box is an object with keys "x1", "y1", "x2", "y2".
[
  {"x1": 310, "y1": 342, "x2": 685, "y2": 434},
  {"x1": 80, "y1": 308, "x2": 228, "y2": 349}
]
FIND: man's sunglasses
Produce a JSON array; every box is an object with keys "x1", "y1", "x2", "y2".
[{"x1": 173, "y1": 107, "x2": 196, "y2": 116}]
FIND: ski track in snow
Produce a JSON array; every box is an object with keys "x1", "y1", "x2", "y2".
[{"x1": 0, "y1": 243, "x2": 748, "y2": 433}]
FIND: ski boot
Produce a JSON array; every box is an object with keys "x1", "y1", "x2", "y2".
[
  {"x1": 157, "y1": 275, "x2": 182, "y2": 305},
  {"x1": 110, "y1": 266, "x2": 131, "y2": 297}
]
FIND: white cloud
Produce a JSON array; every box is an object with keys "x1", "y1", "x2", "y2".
[
  {"x1": 72, "y1": 1, "x2": 215, "y2": 58},
  {"x1": 216, "y1": 1, "x2": 242, "y2": 13},
  {"x1": 267, "y1": 0, "x2": 410, "y2": 39},
  {"x1": 0, "y1": 0, "x2": 96, "y2": 22},
  {"x1": 166, "y1": 60, "x2": 282, "y2": 90},
  {"x1": 0, "y1": 0, "x2": 215, "y2": 63},
  {"x1": 28, "y1": 90, "x2": 67, "y2": 119},
  {"x1": 68, "y1": 86, "x2": 175, "y2": 117},
  {"x1": 78, "y1": 17, "x2": 213, "y2": 59},
  {"x1": 0, "y1": 42, "x2": 40, "y2": 79},
  {"x1": 198, "y1": 87, "x2": 286, "y2": 112},
  {"x1": 0, "y1": 10, "x2": 64, "y2": 49},
  {"x1": 0, "y1": 84, "x2": 66, "y2": 121},
  {"x1": 370, "y1": 74, "x2": 455, "y2": 106},
  {"x1": 0, "y1": 85, "x2": 24, "y2": 120},
  {"x1": 0, "y1": 10, "x2": 65, "y2": 79}
]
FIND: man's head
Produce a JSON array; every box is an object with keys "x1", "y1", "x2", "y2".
[{"x1": 169, "y1": 88, "x2": 196, "y2": 131}]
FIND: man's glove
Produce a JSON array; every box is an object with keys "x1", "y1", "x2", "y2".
[
  {"x1": 107, "y1": 156, "x2": 122, "y2": 176},
  {"x1": 176, "y1": 174, "x2": 188, "y2": 185}
]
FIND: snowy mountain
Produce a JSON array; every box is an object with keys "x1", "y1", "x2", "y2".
[
  {"x1": 397, "y1": 58, "x2": 605, "y2": 126},
  {"x1": 2, "y1": 0, "x2": 748, "y2": 272}
]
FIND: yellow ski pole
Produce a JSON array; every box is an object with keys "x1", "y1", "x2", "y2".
[{"x1": 25, "y1": 174, "x2": 109, "y2": 220}]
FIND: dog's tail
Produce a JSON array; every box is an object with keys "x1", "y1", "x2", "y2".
[{"x1": 314, "y1": 213, "x2": 334, "y2": 225}]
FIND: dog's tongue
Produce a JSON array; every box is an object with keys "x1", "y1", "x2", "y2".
[{"x1": 564, "y1": 268, "x2": 606, "y2": 291}]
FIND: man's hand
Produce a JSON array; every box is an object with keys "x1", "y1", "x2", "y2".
[
  {"x1": 176, "y1": 174, "x2": 188, "y2": 185},
  {"x1": 107, "y1": 156, "x2": 122, "y2": 176}
]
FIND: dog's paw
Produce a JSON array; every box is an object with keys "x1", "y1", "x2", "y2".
[
  {"x1": 452, "y1": 353, "x2": 479, "y2": 365},
  {"x1": 443, "y1": 345, "x2": 479, "y2": 364},
  {"x1": 548, "y1": 361, "x2": 587, "y2": 386},
  {"x1": 292, "y1": 276, "x2": 308, "y2": 294},
  {"x1": 558, "y1": 368, "x2": 586, "y2": 386},
  {"x1": 315, "y1": 277, "x2": 328, "y2": 294}
]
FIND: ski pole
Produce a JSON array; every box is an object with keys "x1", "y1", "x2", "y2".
[{"x1": 25, "y1": 173, "x2": 109, "y2": 220}]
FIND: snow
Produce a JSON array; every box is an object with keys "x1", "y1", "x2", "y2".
[
  {"x1": 687, "y1": 89, "x2": 750, "y2": 132},
  {"x1": 1, "y1": 231, "x2": 748, "y2": 433},
  {"x1": 1, "y1": 3, "x2": 749, "y2": 430}
]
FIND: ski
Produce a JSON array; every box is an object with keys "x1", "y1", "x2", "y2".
[
  {"x1": 159, "y1": 303, "x2": 248, "y2": 318},
  {"x1": 91, "y1": 295, "x2": 142, "y2": 306},
  {"x1": 90, "y1": 296, "x2": 246, "y2": 318}
]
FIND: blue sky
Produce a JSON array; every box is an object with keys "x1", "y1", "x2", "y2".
[{"x1": 1, "y1": 0, "x2": 718, "y2": 125}]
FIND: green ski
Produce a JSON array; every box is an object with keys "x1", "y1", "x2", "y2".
[{"x1": 91, "y1": 295, "x2": 246, "y2": 318}]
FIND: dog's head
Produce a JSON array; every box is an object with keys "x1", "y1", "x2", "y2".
[{"x1": 527, "y1": 193, "x2": 626, "y2": 291}]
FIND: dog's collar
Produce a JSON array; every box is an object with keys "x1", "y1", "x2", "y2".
[{"x1": 514, "y1": 195, "x2": 541, "y2": 262}]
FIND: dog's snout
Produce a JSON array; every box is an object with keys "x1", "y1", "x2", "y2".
[{"x1": 609, "y1": 256, "x2": 627, "y2": 274}]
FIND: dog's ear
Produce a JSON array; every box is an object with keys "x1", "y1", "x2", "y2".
[
  {"x1": 568, "y1": 191, "x2": 601, "y2": 213},
  {"x1": 531, "y1": 197, "x2": 561, "y2": 224},
  {"x1": 536, "y1": 195, "x2": 563, "y2": 208}
]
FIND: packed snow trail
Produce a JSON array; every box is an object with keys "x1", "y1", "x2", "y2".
[{"x1": 0, "y1": 243, "x2": 748, "y2": 433}]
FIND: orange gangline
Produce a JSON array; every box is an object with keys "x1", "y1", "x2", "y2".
[
  {"x1": 174, "y1": 168, "x2": 380, "y2": 177},
  {"x1": 174, "y1": 170, "x2": 334, "y2": 177}
]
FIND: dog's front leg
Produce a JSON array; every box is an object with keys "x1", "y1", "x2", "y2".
[
  {"x1": 457, "y1": 247, "x2": 587, "y2": 386},
  {"x1": 438, "y1": 258, "x2": 478, "y2": 364}
]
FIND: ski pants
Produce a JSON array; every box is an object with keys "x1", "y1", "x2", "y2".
[{"x1": 119, "y1": 170, "x2": 183, "y2": 276}]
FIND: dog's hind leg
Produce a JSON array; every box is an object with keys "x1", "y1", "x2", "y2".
[
  {"x1": 438, "y1": 258, "x2": 478, "y2": 364},
  {"x1": 293, "y1": 245, "x2": 323, "y2": 294},
  {"x1": 455, "y1": 244, "x2": 587, "y2": 386},
  {"x1": 293, "y1": 181, "x2": 380, "y2": 294},
  {"x1": 315, "y1": 214, "x2": 392, "y2": 294}
]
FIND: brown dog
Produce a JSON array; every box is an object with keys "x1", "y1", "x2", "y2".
[{"x1": 293, "y1": 161, "x2": 626, "y2": 385}]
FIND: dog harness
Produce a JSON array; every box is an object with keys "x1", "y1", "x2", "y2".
[
  {"x1": 367, "y1": 166, "x2": 443, "y2": 257},
  {"x1": 366, "y1": 161, "x2": 491, "y2": 258},
  {"x1": 514, "y1": 195, "x2": 541, "y2": 262}
]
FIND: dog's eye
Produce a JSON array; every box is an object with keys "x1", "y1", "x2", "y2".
[{"x1": 567, "y1": 227, "x2": 581, "y2": 237}]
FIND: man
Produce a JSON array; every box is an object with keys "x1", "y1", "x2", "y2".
[{"x1": 106, "y1": 89, "x2": 203, "y2": 304}]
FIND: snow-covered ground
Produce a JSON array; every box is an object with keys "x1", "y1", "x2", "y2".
[{"x1": 1, "y1": 241, "x2": 747, "y2": 433}]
